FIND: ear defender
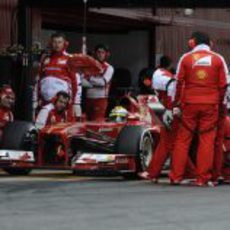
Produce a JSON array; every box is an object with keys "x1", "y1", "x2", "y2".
[
  {"x1": 188, "y1": 37, "x2": 213, "y2": 49},
  {"x1": 188, "y1": 39, "x2": 196, "y2": 49},
  {"x1": 64, "y1": 40, "x2": 69, "y2": 49},
  {"x1": 143, "y1": 78, "x2": 152, "y2": 87}
]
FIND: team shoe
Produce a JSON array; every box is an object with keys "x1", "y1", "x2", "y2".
[
  {"x1": 211, "y1": 175, "x2": 224, "y2": 185},
  {"x1": 149, "y1": 178, "x2": 158, "y2": 184},
  {"x1": 138, "y1": 171, "x2": 150, "y2": 180},
  {"x1": 138, "y1": 171, "x2": 158, "y2": 183},
  {"x1": 215, "y1": 176, "x2": 224, "y2": 185},
  {"x1": 170, "y1": 179, "x2": 181, "y2": 185},
  {"x1": 190, "y1": 180, "x2": 216, "y2": 187},
  {"x1": 180, "y1": 179, "x2": 195, "y2": 185}
]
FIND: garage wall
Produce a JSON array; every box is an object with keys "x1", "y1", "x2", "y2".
[
  {"x1": 42, "y1": 29, "x2": 149, "y2": 85},
  {"x1": 156, "y1": 8, "x2": 230, "y2": 66},
  {"x1": 0, "y1": 0, "x2": 18, "y2": 51}
]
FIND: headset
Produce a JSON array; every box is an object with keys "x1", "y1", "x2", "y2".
[
  {"x1": 188, "y1": 37, "x2": 213, "y2": 49},
  {"x1": 188, "y1": 38, "x2": 196, "y2": 49}
]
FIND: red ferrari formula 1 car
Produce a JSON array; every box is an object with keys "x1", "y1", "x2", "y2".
[
  {"x1": 0, "y1": 95, "x2": 164, "y2": 177},
  {"x1": 1, "y1": 94, "x2": 230, "y2": 180},
  {"x1": 1, "y1": 54, "x2": 230, "y2": 181}
]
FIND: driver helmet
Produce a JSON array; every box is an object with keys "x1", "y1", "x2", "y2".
[{"x1": 109, "y1": 106, "x2": 128, "y2": 122}]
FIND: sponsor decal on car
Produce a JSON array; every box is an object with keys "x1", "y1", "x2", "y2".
[
  {"x1": 98, "y1": 127, "x2": 114, "y2": 132},
  {"x1": 75, "y1": 154, "x2": 116, "y2": 164},
  {"x1": 0, "y1": 150, "x2": 35, "y2": 162}
]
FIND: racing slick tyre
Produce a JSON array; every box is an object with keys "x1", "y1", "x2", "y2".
[
  {"x1": 115, "y1": 126, "x2": 154, "y2": 179},
  {"x1": 3, "y1": 168, "x2": 32, "y2": 176},
  {"x1": 1, "y1": 121, "x2": 37, "y2": 176}
]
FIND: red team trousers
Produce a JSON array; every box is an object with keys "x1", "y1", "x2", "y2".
[
  {"x1": 212, "y1": 107, "x2": 227, "y2": 180},
  {"x1": 85, "y1": 98, "x2": 108, "y2": 121},
  {"x1": 146, "y1": 118, "x2": 196, "y2": 179},
  {"x1": 169, "y1": 104, "x2": 218, "y2": 183}
]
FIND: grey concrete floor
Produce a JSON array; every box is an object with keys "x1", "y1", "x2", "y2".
[{"x1": 0, "y1": 171, "x2": 229, "y2": 230}]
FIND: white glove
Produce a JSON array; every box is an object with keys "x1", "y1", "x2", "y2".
[
  {"x1": 162, "y1": 109, "x2": 173, "y2": 127},
  {"x1": 173, "y1": 107, "x2": 181, "y2": 117},
  {"x1": 74, "y1": 104, "x2": 82, "y2": 118}
]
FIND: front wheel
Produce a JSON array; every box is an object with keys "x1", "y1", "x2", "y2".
[
  {"x1": 115, "y1": 126, "x2": 154, "y2": 179},
  {"x1": 1, "y1": 121, "x2": 37, "y2": 176},
  {"x1": 138, "y1": 133, "x2": 154, "y2": 172}
]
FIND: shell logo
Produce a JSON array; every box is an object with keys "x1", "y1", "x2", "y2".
[{"x1": 196, "y1": 70, "x2": 207, "y2": 80}]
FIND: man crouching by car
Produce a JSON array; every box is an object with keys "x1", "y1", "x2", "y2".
[
  {"x1": 35, "y1": 91, "x2": 74, "y2": 129},
  {"x1": 0, "y1": 85, "x2": 15, "y2": 138}
]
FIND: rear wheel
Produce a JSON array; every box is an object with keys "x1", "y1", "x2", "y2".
[{"x1": 1, "y1": 121, "x2": 37, "y2": 176}]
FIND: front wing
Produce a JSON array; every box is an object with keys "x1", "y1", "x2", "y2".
[{"x1": 72, "y1": 153, "x2": 137, "y2": 173}]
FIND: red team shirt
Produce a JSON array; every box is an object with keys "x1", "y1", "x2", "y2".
[
  {"x1": 39, "y1": 51, "x2": 77, "y2": 104},
  {"x1": 35, "y1": 103, "x2": 73, "y2": 129},
  {"x1": 152, "y1": 68, "x2": 175, "y2": 109},
  {"x1": 174, "y1": 44, "x2": 228, "y2": 105}
]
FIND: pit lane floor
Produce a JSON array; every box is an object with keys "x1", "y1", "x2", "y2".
[{"x1": 0, "y1": 170, "x2": 230, "y2": 230}]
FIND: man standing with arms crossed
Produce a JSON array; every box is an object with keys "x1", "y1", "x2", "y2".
[
  {"x1": 169, "y1": 32, "x2": 228, "y2": 186},
  {"x1": 85, "y1": 44, "x2": 114, "y2": 121}
]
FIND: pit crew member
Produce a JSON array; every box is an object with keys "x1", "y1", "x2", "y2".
[
  {"x1": 0, "y1": 85, "x2": 15, "y2": 138},
  {"x1": 212, "y1": 74, "x2": 230, "y2": 183},
  {"x1": 85, "y1": 44, "x2": 114, "y2": 121},
  {"x1": 35, "y1": 32, "x2": 78, "y2": 118},
  {"x1": 139, "y1": 56, "x2": 195, "y2": 182},
  {"x1": 35, "y1": 91, "x2": 73, "y2": 129},
  {"x1": 169, "y1": 31, "x2": 228, "y2": 186}
]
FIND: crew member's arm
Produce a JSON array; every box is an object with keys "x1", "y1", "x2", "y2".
[
  {"x1": 174, "y1": 55, "x2": 186, "y2": 106},
  {"x1": 69, "y1": 70, "x2": 78, "y2": 104},
  {"x1": 35, "y1": 108, "x2": 49, "y2": 129},
  {"x1": 89, "y1": 65, "x2": 114, "y2": 87},
  {"x1": 218, "y1": 56, "x2": 228, "y2": 104},
  {"x1": 166, "y1": 80, "x2": 176, "y2": 101},
  {"x1": 36, "y1": 53, "x2": 47, "y2": 103},
  {"x1": 226, "y1": 74, "x2": 230, "y2": 110},
  {"x1": 9, "y1": 112, "x2": 14, "y2": 122},
  {"x1": 73, "y1": 73, "x2": 82, "y2": 118}
]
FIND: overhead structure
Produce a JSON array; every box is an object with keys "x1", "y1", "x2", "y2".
[{"x1": 22, "y1": 0, "x2": 230, "y2": 8}]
